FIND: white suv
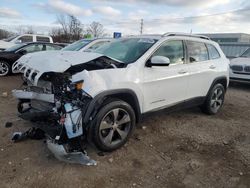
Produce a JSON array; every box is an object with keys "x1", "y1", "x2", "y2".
[
  {"x1": 0, "y1": 34, "x2": 53, "y2": 50},
  {"x1": 12, "y1": 33, "x2": 229, "y2": 153}
]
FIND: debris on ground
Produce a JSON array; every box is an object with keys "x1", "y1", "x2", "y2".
[
  {"x1": 223, "y1": 140, "x2": 229, "y2": 145},
  {"x1": 97, "y1": 152, "x2": 105, "y2": 156},
  {"x1": 11, "y1": 128, "x2": 45, "y2": 142},
  {"x1": 2, "y1": 92, "x2": 8, "y2": 97},
  {"x1": 108, "y1": 158, "x2": 114, "y2": 163},
  {"x1": 142, "y1": 126, "x2": 147, "y2": 130},
  {"x1": 47, "y1": 139, "x2": 97, "y2": 166},
  {"x1": 5, "y1": 122, "x2": 13, "y2": 128}
]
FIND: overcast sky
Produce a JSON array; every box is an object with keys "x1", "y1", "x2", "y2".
[{"x1": 0, "y1": 0, "x2": 250, "y2": 35}]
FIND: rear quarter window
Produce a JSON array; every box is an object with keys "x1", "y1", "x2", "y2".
[
  {"x1": 18, "y1": 36, "x2": 33, "y2": 43},
  {"x1": 36, "y1": 36, "x2": 50, "y2": 42},
  {"x1": 206, "y1": 44, "x2": 221, "y2": 60}
]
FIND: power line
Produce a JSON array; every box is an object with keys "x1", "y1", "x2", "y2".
[{"x1": 103, "y1": 7, "x2": 250, "y2": 26}]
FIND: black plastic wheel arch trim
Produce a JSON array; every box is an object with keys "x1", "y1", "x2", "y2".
[{"x1": 83, "y1": 89, "x2": 141, "y2": 125}]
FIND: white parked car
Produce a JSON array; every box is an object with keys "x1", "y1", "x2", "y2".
[
  {"x1": 0, "y1": 34, "x2": 53, "y2": 50},
  {"x1": 230, "y1": 48, "x2": 250, "y2": 82},
  {"x1": 61, "y1": 38, "x2": 113, "y2": 52},
  {"x1": 12, "y1": 33, "x2": 229, "y2": 163}
]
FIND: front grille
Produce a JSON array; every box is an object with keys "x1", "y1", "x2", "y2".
[
  {"x1": 31, "y1": 72, "x2": 38, "y2": 81},
  {"x1": 25, "y1": 69, "x2": 31, "y2": 77},
  {"x1": 231, "y1": 65, "x2": 243, "y2": 72},
  {"x1": 244, "y1": 66, "x2": 250, "y2": 73}
]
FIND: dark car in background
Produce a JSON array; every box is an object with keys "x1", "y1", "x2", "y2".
[{"x1": 0, "y1": 42, "x2": 63, "y2": 76}]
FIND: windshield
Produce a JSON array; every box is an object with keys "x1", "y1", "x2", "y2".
[
  {"x1": 4, "y1": 43, "x2": 27, "y2": 52},
  {"x1": 3, "y1": 35, "x2": 18, "y2": 42},
  {"x1": 93, "y1": 38, "x2": 157, "y2": 64},
  {"x1": 61, "y1": 39, "x2": 92, "y2": 51},
  {"x1": 240, "y1": 48, "x2": 250, "y2": 57}
]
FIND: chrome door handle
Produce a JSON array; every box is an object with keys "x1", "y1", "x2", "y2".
[
  {"x1": 178, "y1": 70, "x2": 187, "y2": 74},
  {"x1": 209, "y1": 65, "x2": 216, "y2": 69}
]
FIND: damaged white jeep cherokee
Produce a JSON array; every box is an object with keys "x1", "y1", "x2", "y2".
[{"x1": 12, "y1": 33, "x2": 229, "y2": 164}]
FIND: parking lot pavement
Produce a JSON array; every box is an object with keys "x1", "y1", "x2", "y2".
[{"x1": 0, "y1": 75, "x2": 249, "y2": 188}]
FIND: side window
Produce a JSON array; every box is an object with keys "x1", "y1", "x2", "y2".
[
  {"x1": 207, "y1": 44, "x2": 220, "y2": 60},
  {"x1": 17, "y1": 36, "x2": 33, "y2": 43},
  {"x1": 88, "y1": 41, "x2": 109, "y2": 50},
  {"x1": 21, "y1": 44, "x2": 44, "y2": 53},
  {"x1": 46, "y1": 44, "x2": 62, "y2": 51},
  {"x1": 36, "y1": 36, "x2": 50, "y2": 42},
  {"x1": 152, "y1": 40, "x2": 184, "y2": 65},
  {"x1": 186, "y1": 41, "x2": 209, "y2": 62}
]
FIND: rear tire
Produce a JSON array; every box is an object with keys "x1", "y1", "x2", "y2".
[
  {"x1": 201, "y1": 83, "x2": 225, "y2": 115},
  {"x1": 0, "y1": 60, "x2": 11, "y2": 76},
  {"x1": 91, "y1": 99, "x2": 136, "y2": 152}
]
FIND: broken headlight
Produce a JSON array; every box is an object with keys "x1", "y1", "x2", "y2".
[{"x1": 69, "y1": 80, "x2": 84, "y2": 91}]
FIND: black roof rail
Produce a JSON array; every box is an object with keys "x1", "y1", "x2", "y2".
[{"x1": 162, "y1": 32, "x2": 210, "y2": 40}]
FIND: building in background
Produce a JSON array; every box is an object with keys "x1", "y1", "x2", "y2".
[
  {"x1": 201, "y1": 33, "x2": 250, "y2": 58},
  {"x1": 202, "y1": 33, "x2": 250, "y2": 43}
]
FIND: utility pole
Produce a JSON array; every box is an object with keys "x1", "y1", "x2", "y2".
[{"x1": 140, "y1": 19, "x2": 143, "y2": 35}]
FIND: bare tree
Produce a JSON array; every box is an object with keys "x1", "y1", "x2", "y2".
[
  {"x1": 16, "y1": 25, "x2": 25, "y2": 35},
  {"x1": 57, "y1": 14, "x2": 68, "y2": 36},
  {"x1": 0, "y1": 28, "x2": 13, "y2": 40},
  {"x1": 26, "y1": 26, "x2": 34, "y2": 34},
  {"x1": 56, "y1": 14, "x2": 83, "y2": 42},
  {"x1": 86, "y1": 22, "x2": 105, "y2": 38}
]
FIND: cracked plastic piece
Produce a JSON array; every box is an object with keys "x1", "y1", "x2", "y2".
[{"x1": 47, "y1": 139, "x2": 97, "y2": 166}]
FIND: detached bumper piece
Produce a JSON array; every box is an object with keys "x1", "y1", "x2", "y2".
[
  {"x1": 47, "y1": 139, "x2": 97, "y2": 166},
  {"x1": 12, "y1": 128, "x2": 45, "y2": 142}
]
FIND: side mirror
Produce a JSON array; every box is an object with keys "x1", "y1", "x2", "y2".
[
  {"x1": 18, "y1": 49, "x2": 27, "y2": 55},
  {"x1": 149, "y1": 56, "x2": 170, "y2": 66}
]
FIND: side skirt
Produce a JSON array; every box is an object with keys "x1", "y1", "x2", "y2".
[{"x1": 141, "y1": 97, "x2": 206, "y2": 118}]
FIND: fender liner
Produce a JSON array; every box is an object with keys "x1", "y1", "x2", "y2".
[{"x1": 83, "y1": 89, "x2": 141, "y2": 125}]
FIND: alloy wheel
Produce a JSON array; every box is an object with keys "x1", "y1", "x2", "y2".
[
  {"x1": 0, "y1": 61, "x2": 9, "y2": 76},
  {"x1": 210, "y1": 88, "x2": 224, "y2": 112},
  {"x1": 99, "y1": 108, "x2": 131, "y2": 147}
]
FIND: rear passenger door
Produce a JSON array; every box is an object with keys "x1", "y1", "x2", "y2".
[{"x1": 185, "y1": 40, "x2": 220, "y2": 98}]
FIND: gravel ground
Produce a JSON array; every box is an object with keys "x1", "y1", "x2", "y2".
[{"x1": 0, "y1": 75, "x2": 249, "y2": 188}]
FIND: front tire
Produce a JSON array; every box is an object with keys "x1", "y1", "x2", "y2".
[
  {"x1": 0, "y1": 60, "x2": 11, "y2": 76},
  {"x1": 201, "y1": 83, "x2": 225, "y2": 115},
  {"x1": 91, "y1": 99, "x2": 136, "y2": 152}
]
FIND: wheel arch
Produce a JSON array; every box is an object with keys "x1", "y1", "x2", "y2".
[
  {"x1": 83, "y1": 89, "x2": 142, "y2": 126},
  {"x1": 206, "y1": 76, "x2": 228, "y2": 97}
]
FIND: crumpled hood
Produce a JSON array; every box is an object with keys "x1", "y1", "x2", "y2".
[
  {"x1": 230, "y1": 57, "x2": 250, "y2": 65},
  {"x1": 17, "y1": 51, "x2": 103, "y2": 73},
  {"x1": 14, "y1": 50, "x2": 104, "y2": 85}
]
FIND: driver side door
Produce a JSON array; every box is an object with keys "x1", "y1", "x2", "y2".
[{"x1": 142, "y1": 40, "x2": 189, "y2": 112}]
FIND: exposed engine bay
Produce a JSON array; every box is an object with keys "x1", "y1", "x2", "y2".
[{"x1": 12, "y1": 55, "x2": 125, "y2": 165}]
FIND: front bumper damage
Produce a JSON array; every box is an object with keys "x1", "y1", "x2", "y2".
[
  {"x1": 47, "y1": 139, "x2": 96, "y2": 166},
  {"x1": 12, "y1": 88, "x2": 97, "y2": 166}
]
